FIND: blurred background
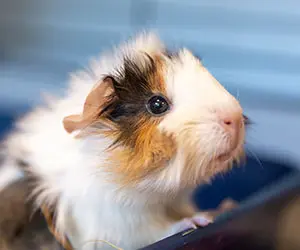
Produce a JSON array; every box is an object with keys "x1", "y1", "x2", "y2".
[{"x1": 0, "y1": 0, "x2": 299, "y2": 207}]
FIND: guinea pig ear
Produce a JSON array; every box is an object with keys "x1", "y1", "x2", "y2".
[{"x1": 63, "y1": 77, "x2": 115, "y2": 133}]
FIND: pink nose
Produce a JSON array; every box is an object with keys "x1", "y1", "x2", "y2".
[{"x1": 218, "y1": 111, "x2": 243, "y2": 140}]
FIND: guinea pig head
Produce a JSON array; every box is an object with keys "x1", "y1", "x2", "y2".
[
  {"x1": 63, "y1": 35, "x2": 246, "y2": 192},
  {"x1": 156, "y1": 49, "x2": 246, "y2": 190}
]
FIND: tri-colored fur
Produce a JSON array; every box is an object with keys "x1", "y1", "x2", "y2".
[{"x1": 0, "y1": 32, "x2": 246, "y2": 249}]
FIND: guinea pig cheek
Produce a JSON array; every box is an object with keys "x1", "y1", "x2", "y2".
[
  {"x1": 158, "y1": 111, "x2": 245, "y2": 180},
  {"x1": 106, "y1": 120, "x2": 177, "y2": 186}
]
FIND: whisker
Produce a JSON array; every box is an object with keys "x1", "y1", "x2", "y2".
[{"x1": 246, "y1": 147, "x2": 263, "y2": 169}]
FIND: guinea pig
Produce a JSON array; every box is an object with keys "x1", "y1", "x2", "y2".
[{"x1": 0, "y1": 32, "x2": 246, "y2": 250}]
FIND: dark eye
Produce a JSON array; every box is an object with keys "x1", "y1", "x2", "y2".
[{"x1": 146, "y1": 95, "x2": 170, "y2": 116}]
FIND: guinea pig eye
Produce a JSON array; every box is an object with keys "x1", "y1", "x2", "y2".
[{"x1": 146, "y1": 95, "x2": 170, "y2": 116}]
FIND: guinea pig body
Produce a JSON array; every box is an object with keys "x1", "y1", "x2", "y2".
[{"x1": 0, "y1": 32, "x2": 245, "y2": 249}]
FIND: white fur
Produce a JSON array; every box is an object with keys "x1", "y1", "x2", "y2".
[
  {"x1": 0, "y1": 162, "x2": 23, "y2": 191},
  {"x1": 1, "y1": 32, "x2": 244, "y2": 250}
]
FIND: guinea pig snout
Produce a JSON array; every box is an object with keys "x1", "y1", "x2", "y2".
[
  {"x1": 215, "y1": 108, "x2": 244, "y2": 160},
  {"x1": 218, "y1": 109, "x2": 243, "y2": 138}
]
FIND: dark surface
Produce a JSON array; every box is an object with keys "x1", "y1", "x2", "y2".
[
  {"x1": 142, "y1": 172, "x2": 300, "y2": 250},
  {"x1": 194, "y1": 155, "x2": 293, "y2": 209}
]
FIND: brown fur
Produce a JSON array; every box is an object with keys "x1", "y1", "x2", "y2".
[
  {"x1": 107, "y1": 124, "x2": 176, "y2": 185},
  {"x1": 41, "y1": 205, "x2": 73, "y2": 250},
  {"x1": 102, "y1": 55, "x2": 177, "y2": 185}
]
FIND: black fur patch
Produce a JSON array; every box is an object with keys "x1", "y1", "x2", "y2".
[
  {"x1": 105, "y1": 54, "x2": 158, "y2": 121},
  {"x1": 101, "y1": 53, "x2": 164, "y2": 148}
]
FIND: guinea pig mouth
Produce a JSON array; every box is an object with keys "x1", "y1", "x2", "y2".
[{"x1": 216, "y1": 144, "x2": 241, "y2": 162}]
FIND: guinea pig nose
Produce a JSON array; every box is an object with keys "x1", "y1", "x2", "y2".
[{"x1": 218, "y1": 110, "x2": 243, "y2": 134}]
